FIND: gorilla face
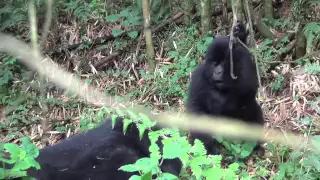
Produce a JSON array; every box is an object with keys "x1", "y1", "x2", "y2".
[{"x1": 203, "y1": 35, "x2": 258, "y2": 96}]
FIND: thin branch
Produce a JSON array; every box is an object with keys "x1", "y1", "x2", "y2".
[
  {"x1": 48, "y1": 12, "x2": 184, "y2": 57},
  {"x1": 39, "y1": 0, "x2": 53, "y2": 51},
  {"x1": 244, "y1": 0, "x2": 262, "y2": 89}
]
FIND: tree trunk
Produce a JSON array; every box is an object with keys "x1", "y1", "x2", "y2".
[
  {"x1": 142, "y1": 0, "x2": 155, "y2": 73},
  {"x1": 247, "y1": 2, "x2": 275, "y2": 41},
  {"x1": 184, "y1": 0, "x2": 196, "y2": 25},
  {"x1": 200, "y1": 0, "x2": 212, "y2": 34},
  {"x1": 222, "y1": 0, "x2": 229, "y2": 32},
  {"x1": 263, "y1": 0, "x2": 274, "y2": 19},
  {"x1": 232, "y1": 0, "x2": 244, "y2": 22}
]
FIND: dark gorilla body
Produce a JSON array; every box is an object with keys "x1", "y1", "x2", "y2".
[
  {"x1": 187, "y1": 23, "x2": 265, "y2": 155},
  {"x1": 9, "y1": 118, "x2": 181, "y2": 180}
]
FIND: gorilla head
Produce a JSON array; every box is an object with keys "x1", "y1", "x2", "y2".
[{"x1": 233, "y1": 22, "x2": 248, "y2": 43}]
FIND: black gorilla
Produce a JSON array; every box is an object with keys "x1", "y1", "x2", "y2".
[
  {"x1": 187, "y1": 23, "x2": 265, "y2": 155},
  {"x1": 6, "y1": 118, "x2": 181, "y2": 180}
]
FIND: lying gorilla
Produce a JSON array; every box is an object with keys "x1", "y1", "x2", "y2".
[
  {"x1": 6, "y1": 118, "x2": 182, "y2": 180},
  {"x1": 187, "y1": 23, "x2": 265, "y2": 155}
]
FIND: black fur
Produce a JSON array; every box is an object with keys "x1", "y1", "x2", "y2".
[
  {"x1": 7, "y1": 118, "x2": 181, "y2": 180},
  {"x1": 233, "y1": 22, "x2": 247, "y2": 43},
  {"x1": 187, "y1": 23, "x2": 264, "y2": 155}
]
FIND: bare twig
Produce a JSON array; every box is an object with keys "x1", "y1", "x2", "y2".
[
  {"x1": 243, "y1": 0, "x2": 263, "y2": 91},
  {"x1": 229, "y1": 0, "x2": 238, "y2": 79},
  {"x1": 135, "y1": 30, "x2": 144, "y2": 60},
  {"x1": 82, "y1": 12, "x2": 185, "y2": 73},
  {"x1": 28, "y1": 1, "x2": 49, "y2": 142},
  {"x1": 39, "y1": 0, "x2": 53, "y2": 51},
  {"x1": 48, "y1": 12, "x2": 184, "y2": 57},
  {"x1": 83, "y1": 52, "x2": 121, "y2": 73}
]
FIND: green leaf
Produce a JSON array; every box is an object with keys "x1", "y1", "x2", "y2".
[
  {"x1": 112, "y1": 29, "x2": 123, "y2": 37},
  {"x1": 120, "y1": 20, "x2": 130, "y2": 26},
  {"x1": 4, "y1": 144, "x2": 21, "y2": 160},
  {"x1": 157, "y1": 173, "x2": 179, "y2": 180},
  {"x1": 0, "y1": 168, "x2": 5, "y2": 179},
  {"x1": 122, "y1": 118, "x2": 132, "y2": 135},
  {"x1": 189, "y1": 162, "x2": 202, "y2": 179},
  {"x1": 12, "y1": 161, "x2": 30, "y2": 171},
  {"x1": 0, "y1": 156, "x2": 12, "y2": 164},
  {"x1": 189, "y1": 60, "x2": 197, "y2": 67},
  {"x1": 266, "y1": 143, "x2": 276, "y2": 153},
  {"x1": 19, "y1": 137, "x2": 31, "y2": 145},
  {"x1": 130, "y1": 7, "x2": 141, "y2": 16},
  {"x1": 190, "y1": 139, "x2": 207, "y2": 156},
  {"x1": 129, "y1": 175, "x2": 142, "y2": 180},
  {"x1": 85, "y1": 79, "x2": 92, "y2": 86},
  {"x1": 20, "y1": 137, "x2": 39, "y2": 159},
  {"x1": 204, "y1": 36, "x2": 213, "y2": 45},
  {"x1": 162, "y1": 135, "x2": 191, "y2": 163},
  {"x1": 6, "y1": 169, "x2": 28, "y2": 179},
  {"x1": 256, "y1": 167, "x2": 268, "y2": 177},
  {"x1": 106, "y1": 14, "x2": 120, "y2": 22},
  {"x1": 141, "y1": 171, "x2": 152, "y2": 180},
  {"x1": 228, "y1": 162, "x2": 240, "y2": 172},
  {"x1": 192, "y1": 156, "x2": 210, "y2": 166},
  {"x1": 230, "y1": 144, "x2": 241, "y2": 154},
  {"x1": 134, "y1": 158, "x2": 157, "y2": 173},
  {"x1": 210, "y1": 155, "x2": 222, "y2": 168},
  {"x1": 111, "y1": 115, "x2": 118, "y2": 128},
  {"x1": 96, "y1": 45, "x2": 107, "y2": 51},
  {"x1": 0, "y1": 143, "x2": 4, "y2": 151},
  {"x1": 148, "y1": 132, "x2": 161, "y2": 161},
  {"x1": 128, "y1": 31, "x2": 138, "y2": 39},
  {"x1": 277, "y1": 163, "x2": 288, "y2": 179},
  {"x1": 119, "y1": 164, "x2": 137, "y2": 172},
  {"x1": 137, "y1": 124, "x2": 147, "y2": 140},
  {"x1": 0, "y1": 71, "x2": 10, "y2": 86},
  {"x1": 18, "y1": 150, "x2": 26, "y2": 160},
  {"x1": 25, "y1": 157, "x2": 40, "y2": 170},
  {"x1": 240, "y1": 150, "x2": 251, "y2": 158},
  {"x1": 119, "y1": 9, "x2": 130, "y2": 17},
  {"x1": 96, "y1": 108, "x2": 106, "y2": 122},
  {"x1": 203, "y1": 168, "x2": 222, "y2": 180},
  {"x1": 304, "y1": 155, "x2": 320, "y2": 171},
  {"x1": 128, "y1": 16, "x2": 142, "y2": 26},
  {"x1": 162, "y1": 138, "x2": 182, "y2": 159}
]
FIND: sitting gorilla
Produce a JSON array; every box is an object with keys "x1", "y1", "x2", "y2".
[
  {"x1": 5, "y1": 118, "x2": 182, "y2": 180},
  {"x1": 187, "y1": 23, "x2": 265, "y2": 155}
]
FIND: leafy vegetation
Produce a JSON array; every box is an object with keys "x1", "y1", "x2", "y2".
[
  {"x1": 1, "y1": 0, "x2": 320, "y2": 179},
  {"x1": 78, "y1": 107, "x2": 256, "y2": 180},
  {"x1": 0, "y1": 137, "x2": 40, "y2": 179}
]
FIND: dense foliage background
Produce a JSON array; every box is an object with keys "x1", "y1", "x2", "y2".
[{"x1": 1, "y1": 0, "x2": 320, "y2": 179}]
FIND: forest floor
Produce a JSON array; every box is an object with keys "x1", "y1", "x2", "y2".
[{"x1": 1, "y1": 1, "x2": 320, "y2": 178}]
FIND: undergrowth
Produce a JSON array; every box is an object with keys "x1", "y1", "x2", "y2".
[{"x1": 1, "y1": 0, "x2": 320, "y2": 179}]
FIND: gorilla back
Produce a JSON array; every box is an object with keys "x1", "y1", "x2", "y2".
[
  {"x1": 20, "y1": 118, "x2": 181, "y2": 180},
  {"x1": 187, "y1": 26, "x2": 264, "y2": 154}
]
